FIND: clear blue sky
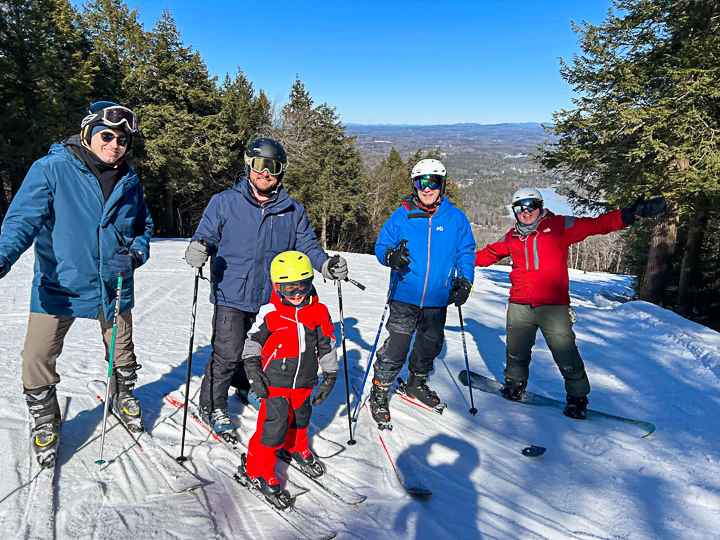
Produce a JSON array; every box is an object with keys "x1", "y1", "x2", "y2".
[{"x1": 80, "y1": 0, "x2": 613, "y2": 125}]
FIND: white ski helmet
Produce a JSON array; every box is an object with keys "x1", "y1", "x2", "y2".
[
  {"x1": 411, "y1": 158, "x2": 446, "y2": 180},
  {"x1": 511, "y1": 187, "x2": 543, "y2": 206}
]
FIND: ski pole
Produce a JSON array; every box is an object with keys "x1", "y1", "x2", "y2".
[
  {"x1": 458, "y1": 305, "x2": 478, "y2": 416},
  {"x1": 350, "y1": 241, "x2": 406, "y2": 424},
  {"x1": 345, "y1": 277, "x2": 366, "y2": 291},
  {"x1": 96, "y1": 272, "x2": 123, "y2": 465},
  {"x1": 335, "y1": 279, "x2": 357, "y2": 445},
  {"x1": 176, "y1": 264, "x2": 203, "y2": 463}
]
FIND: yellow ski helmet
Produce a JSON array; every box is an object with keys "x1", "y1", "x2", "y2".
[{"x1": 271, "y1": 251, "x2": 313, "y2": 282}]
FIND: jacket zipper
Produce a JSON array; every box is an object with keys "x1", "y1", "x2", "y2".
[
  {"x1": 263, "y1": 344, "x2": 283, "y2": 371},
  {"x1": 292, "y1": 308, "x2": 302, "y2": 389},
  {"x1": 420, "y1": 215, "x2": 432, "y2": 308}
]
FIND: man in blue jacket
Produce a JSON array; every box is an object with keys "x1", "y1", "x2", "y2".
[
  {"x1": 370, "y1": 159, "x2": 475, "y2": 426},
  {"x1": 0, "y1": 101, "x2": 153, "y2": 467},
  {"x1": 184, "y1": 137, "x2": 348, "y2": 440}
]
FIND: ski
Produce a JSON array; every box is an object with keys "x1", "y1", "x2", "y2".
[
  {"x1": 351, "y1": 380, "x2": 432, "y2": 495},
  {"x1": 459, "y1": 370, "x2": 656, "y2": 438},
  {"x1": 16, "y1": 397, "x2": 68, "y2": 540},
  {"x1": 87, "y1": 381, "x2": 202, "y2": 493},
  {"x1": 163, "y1": 390, "x2": 308, "y2": 498},
  {"x1": 213, "y1": 457, "x2": 337, "y2": 540}
]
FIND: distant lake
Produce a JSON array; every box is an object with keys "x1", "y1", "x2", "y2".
[{"x1": 506, "y1": 187, "x2": 598, "y2": 218}]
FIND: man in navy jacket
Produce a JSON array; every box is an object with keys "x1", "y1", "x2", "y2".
[
  {"x1": 370, "y1": 159, "x2": 475, "y2": 426},
  {"x1": 184, "y1": 137, "x2": 348, "y2": 439},
  {"x1": 0, "y1": 101, "x2": 153, "y2": 467}
]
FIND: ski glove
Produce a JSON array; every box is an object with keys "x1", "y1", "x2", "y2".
[
  {"x1": 0, "y1": 263, "x2": 6, "y2": 279},
  {"x1": 448, "y1": 277, "x2": 472, "y2": 306},
  {"x1": 384, "y1": 245, "x2": 411, "y2": 272},
  {"x1": 321, "y1": 255, "x2": 349, "y2": 281},
  {"x1": 243, "y1": 356, "x2": 270, "y2": 399},
  {"x1": 312, "y1": 371, "x2": 337, "y2": 406},
  {"x1": 108, "y1": 247, "x2": 141, "y2": 274},
  {"x1": 621, "y1": 195, "x2": 667, "y2": 225},
  {"x1": 185, "y1": 239, "x2": 210, "y2": 268}
]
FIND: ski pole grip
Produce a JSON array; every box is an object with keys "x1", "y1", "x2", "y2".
[{"x1": 346, "y1": 277, "x2": 366, "y2": 291}]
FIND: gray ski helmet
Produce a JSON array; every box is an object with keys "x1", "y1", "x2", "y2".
[{"x1": 244, "y1": 137, "x2": 288, "y2": 180}]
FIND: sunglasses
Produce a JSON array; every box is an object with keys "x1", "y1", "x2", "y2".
[
  {"x1": 245, "y1": 155, "x2": 286, "y2": 176},
  {"x1": 413, "y1": 174, "x2": 444, "y2": 191},
  {"x1": 276, "y1": 279, "x2": 313, "y2": 298},
  {"x1": 99, "y1": 132, "x2": 129, "y2": 146},
  {"x1": 512, "y1": 198, "x2": 543, "y2": 214}
]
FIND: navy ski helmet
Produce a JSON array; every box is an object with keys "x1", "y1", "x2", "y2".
[
  {"x1": 244, "y1": 137, "x2": 288, "y2": 181},
  {"x1": 81, "y1": 101, "x2": 137, "y2": 151}
]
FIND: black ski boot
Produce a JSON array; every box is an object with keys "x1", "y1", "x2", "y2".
[
  {"x1": 110, "y1": 364, "x2": 144, "y2": 433},
  {"x1": 404, "y1": 372, "x2": 446, "y2": 411},
  {"x1": 237, "y1": 453, "x2": 290, "y2": 509},
  {"x1": 369, "y1": 378, "x2": 392, "y2": 428},
  {"x1": 25, "y1": 385, "x2": 61, "y2": 469},
  {"x1": 200, "y1": 407, "x2": 239, "y2": 445},
  {"x1": 563, "y1": 395, "x2": 589, "y2": 420},
  {"x1": 500, "y1": 377, "x2": 527, "y2": 402},
  {"x1": 278, "y1": 447, "x2": 324, "y2": 478}
]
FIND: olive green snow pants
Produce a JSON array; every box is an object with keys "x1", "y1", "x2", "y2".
[
  {"x1": 504, "y1": 303, "x2": 590, "y2": 398},
  {"x1": 21, "y1": 310, "x2": 136, "y2": 390}
]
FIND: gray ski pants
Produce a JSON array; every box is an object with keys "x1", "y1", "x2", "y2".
[
  {"x1": 21, "y1": 310, "x2": 136, "y2": 390},
  {"x1": 505, "y1": 303, "x2": 590, "y2": 398}
]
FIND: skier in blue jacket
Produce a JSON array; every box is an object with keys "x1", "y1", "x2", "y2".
[
  {"x1": 370, "y1": 159, "x2": 475, "y2": 425},
  {"x1": 0, "y1": 101, "x2": 153, "y2": 467},
  {"x1": 184, "y1": 137, "x2": 348, "y2": 440}
]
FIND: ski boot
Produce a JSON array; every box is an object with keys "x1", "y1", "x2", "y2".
[
  {"x1": 200, "y1": 407, "x2": 239, "y2": 444},
  {"x1": 236, "y1": 453, "x2": 290, "y2": 509},
  {"x1": 500, "y1": 377, "x2": 527, "y2": 402},
  {"x1": 25, "y1": 385, "x2": 61, "y2": 469},
  {"x1": 235, "y1": 386, "x2": 262, "y2": 412},
  {"x1": 563, "y1": 395, "x2": 589, "y2": 420},
  {"x1": 110, "y1": 364, "x2": 144, "y2": 433},
  {"x1": 278, "y1": 447, "x2": 324, "y2": 478},
  {"x1": 403, "y1": 372, "x2": 447, "y2": 413},
  {"x1": 369, "y1": 378, "x2": 393, "y2": 429}
]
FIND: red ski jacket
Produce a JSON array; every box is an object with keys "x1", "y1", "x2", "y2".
[
  {"x1": 475, "y1": 210, "x2": 626, "y2": 306},
  {"x1": 243, "y1": 290, "x2": 337, "y2": 389}
]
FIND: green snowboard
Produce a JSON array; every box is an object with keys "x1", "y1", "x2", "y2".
[{"x1": 459, "y1": 370, "x2": 655, "y2": 438}]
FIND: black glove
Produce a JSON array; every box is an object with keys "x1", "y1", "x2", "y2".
[
  {"x1": 185, "y1": 239, "x2": 210, "y2": 268},
  {"x1": 243, "y1": 356, "x2": 270, "y2": 399},
  {"x1": 321, "y1": 255, "x2": 349, "y2": 280},
  {"x1": 448, "y1": 277, "x2": 472, "y2": 306},
  {"x1": 621, "y1": 195, "x2": 667, "y2": 225},
  {"x1": 384, "y1": 245, "x2": 411, "y2": 272},
  {"x1": 108, "y1": 247, "x2": 140, "y2": 274},
  {"x1": 0, "y1": 263, "x2": 6, "y2": 279},
  {"x1": 312, "y1": 371, "x2": 337, "y2": 406}
]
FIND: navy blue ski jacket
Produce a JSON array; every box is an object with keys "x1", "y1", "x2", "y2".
[
  {"x1": 192, "y1": 177, "x2": 328, "y2": 312},
  {"x1": 0, "y1": 141, "x2": 153, "y2": 319},
  {"x1": 375, "y1": 196, "x2": 476, "y2": 308}
]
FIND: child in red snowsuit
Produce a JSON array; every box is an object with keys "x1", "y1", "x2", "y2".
[{"x1": 241, "y1": 251, "x2": 338, "y2": 498}]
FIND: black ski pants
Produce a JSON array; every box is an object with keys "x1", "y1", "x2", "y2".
[
  {"x1": 505, "y1": 303, "x2": 591, "y2": 398},
  {"x1": 199, "y1": 305, "x2": 257, "y2": 411},
  {"x1": 373, "y1": 300, "x2": 447, "y2": 384}
]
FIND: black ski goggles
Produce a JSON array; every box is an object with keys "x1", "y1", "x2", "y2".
[
  {"x1": 82, "y1": 104, "x2": 138, "y2": 133},
  {"x1": 99, "y1": 131, "x2": 129, "y2": 146},
  {"x1": 245, "y1": 155, "x2": 286, "y2": 176},
  {"x1": 275, "y1": 278, "x2": 313, "y2": 298},
  {"x1": 413, "y1": 174, "x2": 444, "y2": 191},
  {"x1": 512, "y1": 198, "x2": 543, "y2": 214}
]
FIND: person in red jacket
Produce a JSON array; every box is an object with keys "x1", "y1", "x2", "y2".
[
  {"x1": 475, "y1": 187, "x2": 666, "y2": 419},
  {"x1": 239, "y1": 251, "x2": 338, "y2": 506}
]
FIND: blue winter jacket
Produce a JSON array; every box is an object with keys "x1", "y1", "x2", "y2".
[
  {"x1": 192, "y1": 177, "x2": 328, "y2": 312},
  {"x1": 0, "y1": 141, "x2": 153, "y2": 319},
  {"x1": 375, "y1": 196, "x2": 476, "y2": 308}
]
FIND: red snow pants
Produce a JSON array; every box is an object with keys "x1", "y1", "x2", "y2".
[{"x1": 246, "y1": 386, "x2": 314, "y2": 479}]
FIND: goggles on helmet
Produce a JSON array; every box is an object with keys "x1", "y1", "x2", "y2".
[
  {"x1": 275, "y1": 278, "x2": 313, "y2": 299},
  {"x1": 82, "y1": 103, "x2": 138, "y2": 133},
  {"x1": 512, "y1": 198, "x2": 543, "y2": 214},
  {"x1": 245, "y1": 155, "x2": 286, "y2": 176},
  {"x1": 413, "y1": 174, "x2": 444, "y2": 191}
]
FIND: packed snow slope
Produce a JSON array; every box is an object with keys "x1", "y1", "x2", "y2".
[{"x1": 2, "y1": 240, "x2": 720, "y2": 539}]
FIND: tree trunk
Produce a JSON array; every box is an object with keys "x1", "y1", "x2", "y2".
[
  {"x1": 159, "y1": 185, "x2": 175, "y2": 237},
  {"x1": 0, "y1": 173, "x2": 8, "y2": 223},
  {"x1": 639, "y1": 214, "x2": 679, "y2": 305},
  {"x1": 321, "y1": 213, "x2": 327, "y2": 248},
  {"x1": 676, "y1": 212, "x2": 708, "y2": 316}
]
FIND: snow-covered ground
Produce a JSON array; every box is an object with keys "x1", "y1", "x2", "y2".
[{"x1": 2, "y1": 241, "x2": 720, "y2": 539}]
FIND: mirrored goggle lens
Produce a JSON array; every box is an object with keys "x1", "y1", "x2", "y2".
[
  {"x1": 277, "y1": 279, "x2": 312, "y2": 298},
  {"x1": 413, "y1": 175, "x2": 442, "y2": 191},
  {"x1": 247, "y1": 156, "x2": 285, "y2": 175},
  {"x1": 512, "y1": 199, "x2": 542, "y2": 214},
  {"x1": 102, "y1": 107, "x2": 137, "y2": 132},
  {"x1": 99, "y1": 132, "x2": 129, "y2": 146}
]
